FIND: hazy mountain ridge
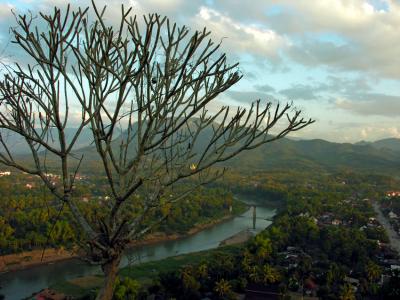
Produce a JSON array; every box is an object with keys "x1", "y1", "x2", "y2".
[
  {"x1": 355, "y1": 138, "x2": 400, "y2": 152},
  {"x1": 56, "y1": 133, "x2": 400, "y2": 175},
  {"x1": 225, "y1": 137, "x2": 400, "y2": 173},
  {"x1": 2, "y1": 125, "x2": 400, "y2": 174},
  {"x1": 0, "y1": 128, "x2": 94, "y2": 155}
]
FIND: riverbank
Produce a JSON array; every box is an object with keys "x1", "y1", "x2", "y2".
[
  {"x1": 0, "y1": 211, "x2": 245, "y2": 273},
  {"x1": 219, "y1": 229, "x2": 254, "y2": 246},
  {"x1": 0, "y1": 248, "x2": 76, "y2": 274},
  {"x1": 50, "y1": 245, "x2": 243, "y2": 299}
]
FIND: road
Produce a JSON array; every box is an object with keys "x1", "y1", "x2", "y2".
[{"x1": 372, "y1": 202, "x2": 400, "y2": 254}]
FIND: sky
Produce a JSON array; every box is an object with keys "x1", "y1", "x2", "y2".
[{"x1": 1, "y1": 0, "x2": 400, "y2": 143}]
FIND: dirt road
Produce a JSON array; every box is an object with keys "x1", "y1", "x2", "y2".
[{"x1": 372, "y1": 202, "x2": 400, "y2": 254}]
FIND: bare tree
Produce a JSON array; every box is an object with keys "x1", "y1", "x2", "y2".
[{"x1": 0, "y1": 2, "x2": 313, "y2": 299}]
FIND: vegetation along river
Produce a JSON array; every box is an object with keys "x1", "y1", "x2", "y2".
[{"x1": 0, "y1": 201, "x2": 276, "y2": 299}]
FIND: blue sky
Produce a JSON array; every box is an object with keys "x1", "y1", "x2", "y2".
[{"x1": 1, "y1": 0, "x2": 400, "y2": 142}]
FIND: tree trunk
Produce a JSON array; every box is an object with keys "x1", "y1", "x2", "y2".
[{"x1": 95, "y1": 255, "x2": 122, "y2": 300}]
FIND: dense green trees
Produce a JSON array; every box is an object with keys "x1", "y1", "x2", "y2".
[
  {"x1": 114, "y1": 277, "x2": 141, "y2": 300},
  {"x1": 0, "y1": 216, "x2": 14, "y2": 249},
  {"x1": 0, "y1": 174, "x2": 242, "y2": 254},
  {"x1": 141, "y1": 172, "x2": 397, "y2": 299}
]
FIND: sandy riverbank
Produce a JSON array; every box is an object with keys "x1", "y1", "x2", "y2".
[
  {"x1": 0, "y1": 213, "x2": 240, "y2": 273},
  {"x1": 219, "y1": 229, "x2": 254, "y2": 246},
  {"x1": 0, "y1": 248, "x2": 76, "y2": 274}
]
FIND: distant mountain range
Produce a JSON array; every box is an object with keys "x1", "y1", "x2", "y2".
[
  {"x1": 2, "y1": 126, "x2": 400, "y2": 175},
  {"x1": 355, "y1": 138, "x2": 400, "y2": 152},
  {"x1": 0, "y1": 128, "x2": 94, "y2": 155},
  {"x1": 229, "y1": 138, "x2": 400, "y2": 174}
]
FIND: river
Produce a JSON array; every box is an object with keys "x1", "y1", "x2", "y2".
[{"x1": 0, "y1": 204, "x2": 276, "y2": 299}]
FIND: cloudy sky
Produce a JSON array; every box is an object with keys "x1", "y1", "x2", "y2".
[{"x1": 1, "y1": 0, "x2": 400, "y2": 142}]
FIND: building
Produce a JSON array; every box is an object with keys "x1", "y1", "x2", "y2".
[
  {"x1": 388, "y1": 211, "x2": 398, "y2": 219},
  {"x1": 386, "y1": 191, "x2": 400, "y2": 198}
]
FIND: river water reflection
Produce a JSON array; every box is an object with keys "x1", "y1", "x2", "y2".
[{"x1": 0, "y1": 204, "x2": 276, "y2": 299}]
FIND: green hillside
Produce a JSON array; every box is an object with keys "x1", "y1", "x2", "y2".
[{"x1": 5, "y1": 123, "x2": 400, "y2": 175}]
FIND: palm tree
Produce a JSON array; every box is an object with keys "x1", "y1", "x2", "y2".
[
  {"x1": 241, "y1": 249, "x2": 254, "y2": 273},
  {"x1": 253, "y1": 236, "x2": 272, "y2": 261},
  {"x1": 248, "y1": 266, "x2": 261, "y2": 283},
  {"x1": 181, "y1": 266, "x2": 200, "y2": 291},
  {"x1": 340, "y1": 284, "x2": 356, "y2": 300},
  {"x1": 197, "y1": 263, "x2": 208, "y2": 279},
  {"x1": 214, "y1": 279, "x2": 232, "y2": 298},
  {"x1": 366, "y1": 261, "x2": 382, "y2": 283},
  {"x1": 262, "y1": 264, "x2": 281, "y2": 284}
]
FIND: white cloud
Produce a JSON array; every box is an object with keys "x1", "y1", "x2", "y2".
[
  {"x1": 386, "y1": 126, "x2": 400, "y2": 138},
  {"x1": 359, "y1": 125, "x2": 400, "y2": 140},
  {"x1": 0, "y1": 3, "x2": 14, "y2": 18},
  {"x1": 193, "y1": 6, "x2": 287, "y2": 59},
  {"x1": 271, "y1": 0, "x2": 400, "y2": 78},
  {"x1": 206, "y1": 0, "x2": 400, "y2": 78},
  {"x1": 361, "y1": 128, "x2": 368, "y2": 138},
  {"x1": 141, "y1": 0, "x2": 184, "y2": 12},
  {"x1": 292, "y1": 119, "x2": 400, "y2": 142},
  {"x1": 334, "y1": 93, "x2": 400, "y2": 117}
]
